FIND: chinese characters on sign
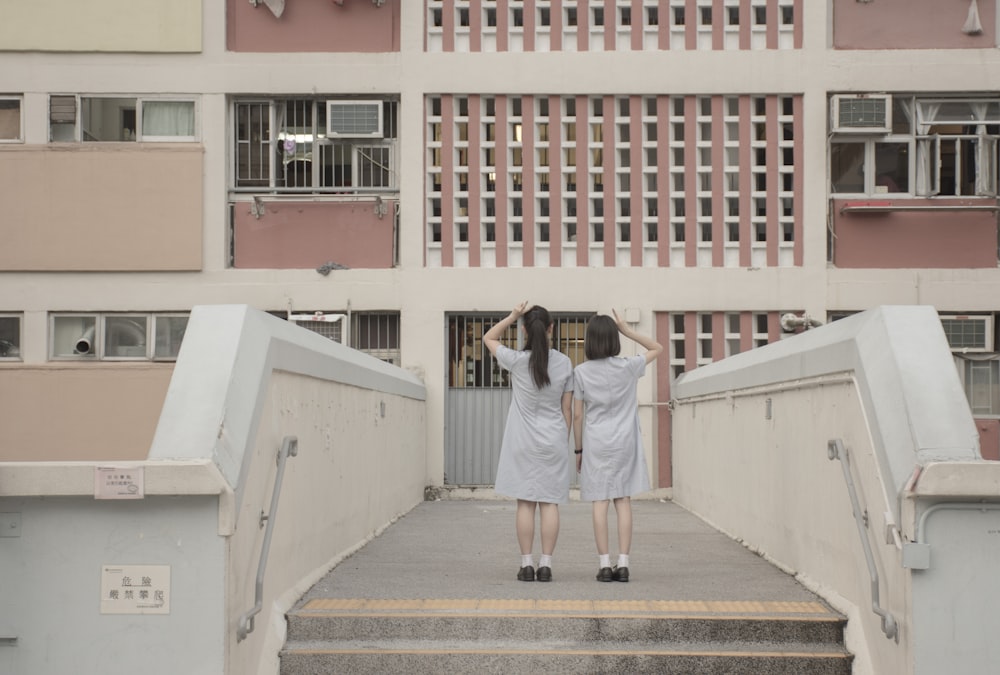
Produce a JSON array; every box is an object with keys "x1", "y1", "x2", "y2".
[
  {"x1": 100, "y1": 565, "x2": 170, "y2": 615},
  {"x1": 94, "y1": 466, "x2": 145, "y2": 499}
]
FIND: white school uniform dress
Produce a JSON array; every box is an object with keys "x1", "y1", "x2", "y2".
[
  {"x1": 573, "y1": 354, "x2": 651, "y2": 501},
  {"x1": 493, "y1": 346, "x2": 574, "y2": 504}
]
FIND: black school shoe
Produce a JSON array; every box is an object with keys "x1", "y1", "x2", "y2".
[
  {"x1": 517, "y1": 565, "x2": 535, "y2": 581},
  {"x1": 536, "y1": 566, "x2": 552, "y2": 582},
  {"x1": 612, "y1": 566, "x2": 629, "y2": 582},
  {"x1": 596, "y1": 567, "x2": 613, "y2": 582}
]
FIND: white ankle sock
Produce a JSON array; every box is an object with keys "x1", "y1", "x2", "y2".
[
  {"x1": 538, "y1": 554, "x2": 552, "y2": 568},
  {"x1": 617, "y1": 554, "x2": 630, "y2": 568},
  {"x1": 599, "y1": 554, "x2": 611, "y2": 568},
  {"x1": 521, "y1": 554, "x2": 534, "y2": 568}
]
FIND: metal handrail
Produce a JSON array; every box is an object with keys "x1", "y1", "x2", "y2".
[
  {"x1": 236, "y1": 435, "x2": 299, "y2": 642},
  {"x1": 827, "y1": 438, "x2": 899, "y2": 642}
]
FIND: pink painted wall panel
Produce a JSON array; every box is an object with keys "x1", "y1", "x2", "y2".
[
  {"x1": 834, "y1": 0, "x2": 996, "y2": 50},
  {"x1": 232, "y1": 200, "x2": 395, "y2": 269},
  {"x1": 227, "y1": 0, "x2": 399, "y2": 53},
  {"x1": 655, "y1": 311, "x2": 672, "y2": 487},
  {"x1": 832, "y1": 199, "x2": 998, "y2": 269},
  {"x1": 976, "y1": 418, "x2": 1000, "y2": 461}
]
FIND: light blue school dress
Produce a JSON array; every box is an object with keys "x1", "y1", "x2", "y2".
[
  {"x1": 573, "y1": 354, "x2": 651, "y2": 501},
  {"x1": 493, "y1": 346, "x2": 574, "y2": 504}
]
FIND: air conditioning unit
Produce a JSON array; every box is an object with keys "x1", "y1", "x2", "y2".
[
  {"x1": 831, "y1": 94, "x2": 891, "y2": 134},
  {"x1": 289, "y1": 312, "x2": 347, "y2": 344},
  {"x1": 940, "y1": 314, "x2": 994, "y2": 353},
  {"x1": 326, "y1": 100, "x2": 383, "y2": 138}
]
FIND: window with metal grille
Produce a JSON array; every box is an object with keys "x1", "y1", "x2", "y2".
[
  {"x1": 352, "y1": 311, "x2": 401, "y2": 365},
  {"x1": 234, "y1": 97, "x2": 398, "y2": 193},
  {"x1": 285, "y1": 310, "x2": 400, "y2": 365},
  {"x1": 447, "y1": 312, "x2": 592, "y2": 389}
]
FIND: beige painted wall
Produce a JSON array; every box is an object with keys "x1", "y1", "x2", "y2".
[
  {"x1": 0, "y1": 0, "x2": 202, "y2": 52},
  {"x1": 0, "y1": 145, "x2": 203, "y2": 271},
  {"x1": 0, "y1": 365, "x2": 173, "y2": 461}
]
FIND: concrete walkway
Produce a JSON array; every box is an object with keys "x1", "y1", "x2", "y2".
[{"x1": 298, "y1": 498, "x2": 828, "y2": 607}]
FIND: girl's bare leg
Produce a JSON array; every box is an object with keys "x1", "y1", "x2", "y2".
[
  {"x1": 592, "y1": 500, "x2": 611, "y2": 555},
  {"x1": 515, "y1": 499, "x2": 537, "y2": 555},
  {"x1": 613, "y1": 497, "x2": 633, "y2": 555},
  {"x1": 539, "y1": 502, "x2": 560, "y2": 556}
]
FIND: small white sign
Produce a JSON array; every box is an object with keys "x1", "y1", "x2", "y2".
[
  {"x1": 100, "y1": 565, "x2": 170, "y2": 615},
  {"x1": 95, "y1": 466, "x2": 144, "y2": 500}
]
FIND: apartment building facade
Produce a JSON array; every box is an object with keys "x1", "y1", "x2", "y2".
[{"x1": 2, "y1": 0, "x2": 999, "y2": 489}]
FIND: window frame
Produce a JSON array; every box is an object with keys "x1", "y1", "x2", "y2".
[
  {"x1": 49, "y1": 312, "x2": 188, "y2": 362},
  {"x1": 232, "y1": 96, "x2": 399, "y2": 194},
  {"x1": 957, "y1": 356, "x2": 1000, "y2": 417},
  {"x1": 830, "y1": 136, "x2": 915, "y2": 197},
  {"x1": 0, "y1": 95, "x2": 23, "y2": 143},
  {"x1": 49, "y1": 94, "x2": 199, "y2": 143},
  {"x1": 830, "y1": 94, "x2": 1000, "y2": 198}
]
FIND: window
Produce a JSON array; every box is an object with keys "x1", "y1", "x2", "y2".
[
  {"x1": 284, "y1": 310, "x2": 401, "y2": 365},
  {"x1": 830, "y1": 95, "x2": 1000, "y2": 197},
  {"x1": 233, "y1": 97, "x2": 399, "y2": 193},
  {"x1": 959, "y1": 358, "x2": 1000, "y2": 416},
  {"x1": 0, "y1": 314, "x2": 21, "y2": 359},
  {"x1": 50, "y1": 313, "x2": 188, "y2": 361},
  {"x1": 352, "y1": 311, "x2": 401, "y2": 365},
  {"x1": 0, "y1": 96, "x2": 22, "y2": 142},
  {"x1": 49, "y1": 95, "x2": 197, "y2": 142}
]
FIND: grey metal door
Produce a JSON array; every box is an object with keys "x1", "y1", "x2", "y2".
[{"x1": 444, "y1": 312, "x2": 591, "y2": 485}]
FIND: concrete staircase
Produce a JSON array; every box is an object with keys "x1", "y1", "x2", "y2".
[
  {"x1": 281, "y1": 597, "x2": 851, "y2": 673},
  {"x1": 278, "y1": 499, "x2": 853, "y2": 674}
]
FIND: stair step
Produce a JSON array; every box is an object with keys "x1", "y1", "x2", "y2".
[
  {"x1": 281, "y1": 640, "x2": 852, "y2": 675},
  {"x1": 282, "y1": 598, "x2": 852, "y2": 674}
]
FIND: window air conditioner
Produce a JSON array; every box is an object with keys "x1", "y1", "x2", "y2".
[
  {"x1": 326, "y1": 100, "x2": 384, "y2": 138},
  {"x1": 940, "y1": 314, "x2": 994, "y2": 353},
  {"x1": 289, "y1": 312, "x2": 347, "y2": 344},
  {"x1": 831, "y1": 94, "x2": 891, "y2": 134}
]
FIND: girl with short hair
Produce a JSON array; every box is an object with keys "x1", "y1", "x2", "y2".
[{"x1": 573, "y1": 309, "x2": 663, "y2": 582}]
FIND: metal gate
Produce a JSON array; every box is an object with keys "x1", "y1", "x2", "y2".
[{"x1": 444, "y1": 311, "x2": 592, "y2": 485}]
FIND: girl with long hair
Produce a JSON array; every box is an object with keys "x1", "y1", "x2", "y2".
[
  {"x1": 484, "y1": 302, "x2": 574, "y2": 582},
  {"x1": 573, "y1": 309, "x2": 662, "y2": 582}
]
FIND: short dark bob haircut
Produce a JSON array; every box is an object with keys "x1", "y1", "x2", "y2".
[{"x1": 584, "y1": 314, "x2": 620, "y2": 360}]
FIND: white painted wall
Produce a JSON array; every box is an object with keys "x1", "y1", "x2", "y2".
[
  {"x1": 0, "y1": 305, "x2": 427, "y2": 675},
  {"x1": 671, "y1": 306, "x2": 998, "y2": 675}
]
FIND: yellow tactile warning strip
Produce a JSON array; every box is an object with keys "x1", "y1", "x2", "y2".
[{"x1": 299, "y1": 597, "x2": 836, "y2": 619}]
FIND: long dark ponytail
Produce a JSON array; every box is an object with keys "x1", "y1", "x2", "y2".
[{"x1": 523, "y1": 305, "x2": 552, "y2": 389}]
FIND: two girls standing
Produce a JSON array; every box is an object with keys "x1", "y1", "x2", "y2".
[{"x1": 485, "y1": 304, "x2": 662, "y2": 583}]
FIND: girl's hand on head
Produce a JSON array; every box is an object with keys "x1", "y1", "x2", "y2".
[
  {"x1": 512, "y1": 301, "x2": 529, "y2": 320},
  {"x1": 612, "y1": 309, "x2": 628, "y2": 333}
]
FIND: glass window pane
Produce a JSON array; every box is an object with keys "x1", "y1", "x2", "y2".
[
  {"x1": 105, "y1": 316, "x2": 149, "y2": 358},
  {"x1": 0, "y1": 99, "x2": 21, "y2": 141},
  {"x1": 874, "y1": 142, "x2": 909, "y2": 193},
  {"x1": 142, "y1": 100, "x2": 195, "y2": 138},
  {"x1": 81, "y1": 97, "x2": 137, "y2": 142},
  {"x1": 52, "y1": 315, "x2": 98, "y2": 357},
  {"x1": 154, "y1": 316, "x2": 189, "y2": 359},
  {"x1": 0, "y1": 316, "x2": 20, "y2": 358},
  {"x1": 966, "y1": 361, "x2": 1000, "y2": 416},
  {"x1": 831, "y1": 142, "x2": 866, "y2": 194}
]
